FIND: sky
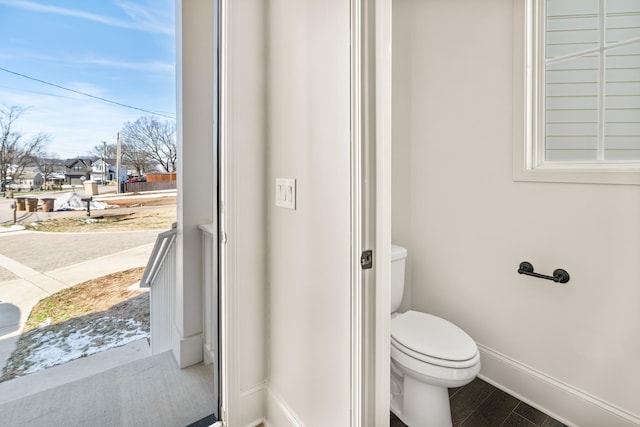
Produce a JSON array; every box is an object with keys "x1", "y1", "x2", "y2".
[{"x1": 0, "y1": 0, "x2": 175, "y2": 159}]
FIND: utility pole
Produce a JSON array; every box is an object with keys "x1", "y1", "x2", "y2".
[
  {"x1": 102, "y1": 140, "x2": 107, "y2": 185},
  {"x1": 116, "y1": 132, "x2": 122, "y2": 194}
]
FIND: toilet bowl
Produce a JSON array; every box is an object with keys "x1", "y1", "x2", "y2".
[
  {"x1": 390, "y1": 311, "x2": 480, "y2": 426},
  {"x1": 390, "y1": 245, "x2": 480, "y2": 427}
]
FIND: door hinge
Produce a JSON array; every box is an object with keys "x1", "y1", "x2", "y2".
[{"x1": 360, "y1": 250, "x2": 373, "y2": 270}]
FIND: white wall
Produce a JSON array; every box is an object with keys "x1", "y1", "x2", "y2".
[
  {"x1": 266, "y1": 0, "x2": 352, "y2": 425},
  {"x1": 392, "y1": 0, "x2": 640, "y2": 425},
  {"x1": 391, "y1": 0, "x2": 413, "y2": 313},
  {"x1": 175, "y1": 0, "x2": 214, "y2": 368}
]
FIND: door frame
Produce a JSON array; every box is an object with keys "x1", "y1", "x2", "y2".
[
  {"x1": 350, "y1": 0, "x2": 392, "y2": 425},
  {"x1": 217, "y1": 0, "x2": 392, "y2": 424},
  {"x1": 217, "y1": 0, "x2": 233, "y2": 424}
]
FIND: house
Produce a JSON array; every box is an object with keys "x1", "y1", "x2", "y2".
[
  {"x1": 64, "y1": 158, "x2": 92, "y2": 185},
  {"x1": 90, "y1": 158, "x2": 127, "y2": 184},
  {"x1": 90, "y1": 158, "x2": 111, "y2": 184},
  {"x1": 11, "y1": 166, "x2": 43, "y2": 191},
  {"x1": 164, "y1": 1, "x2": 640, "y2": 427},
  {"x1": 45, "y1": 171, "x2": 65, "y2": 188}
]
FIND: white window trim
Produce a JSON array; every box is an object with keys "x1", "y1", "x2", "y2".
[{"x1": 513, "y1": 0, "x2": 640, "y2": 185}]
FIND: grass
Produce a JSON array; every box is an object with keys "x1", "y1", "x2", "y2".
[
  {"x1": 23, "y1": 205, "x2": 176, "y2": 232},
  {"x1": 23, "y1": 267, "x2": 146, "y2": 332},
  {"x1": 1, "y1": 267, "x2": 149, "y2": 382}
]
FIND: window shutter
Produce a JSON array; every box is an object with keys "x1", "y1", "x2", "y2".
[{"x1": 545, "y1": 0, "x2": 640, "y2": 162}]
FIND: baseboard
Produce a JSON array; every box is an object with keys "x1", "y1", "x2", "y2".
[
  {"x1": 240, "y1": 381, "x2": 267, "y2": 427},
  {"x1": 478, "y1": 344, "x2": 640, "y2": 427},
  {"x1": 264, "y1": 385, "x2": 305, "y2": 427},
  {"x1": 203, "y1": 343, "x2": 216, "y2": 365},
  {"x1": 171, "y1": 331, "x2": 203, "y2": 368}
]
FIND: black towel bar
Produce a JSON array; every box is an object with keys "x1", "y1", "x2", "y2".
[{"x1": 518, "y1": 261, "x2": 570, "y2": 284}]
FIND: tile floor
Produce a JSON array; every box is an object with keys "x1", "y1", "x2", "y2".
[{"x1": 390, "y1": 377, "x2": 568, "y2": 427}]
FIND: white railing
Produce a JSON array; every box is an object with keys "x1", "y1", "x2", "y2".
[
  {"x1": 141, "y1": 223, "x2": 177, "y2": 355},
  {"x1": 141, "y1": 222, "x2": 217, "y2": 365},
  {"x1": 199, "y1": 223, "x2": 217, "y2": 365}
]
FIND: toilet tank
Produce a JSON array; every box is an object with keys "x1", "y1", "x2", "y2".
[{"x1": 391, "y1": 244, "x2": 408, "y2": 313}]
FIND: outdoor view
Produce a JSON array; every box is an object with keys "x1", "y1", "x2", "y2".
[{"x1": 0, "y1": 0, "x2": 178, "y2": 403}]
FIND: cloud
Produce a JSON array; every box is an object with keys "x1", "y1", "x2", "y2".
[
  {"x1": 1, "y1": 86, "x2": 145, "y2": 158},
  {"x1": 83, "y1": 57, "x2": 174, "y2": 75},
  {"x1": 0, "y1": 0, "x2": 173, "y2": 36},
  {"x1": 65, "y1": 81, "x2": 109, "y2": 98},
  {"x1": 117, "y1": 1, "x2": 174, "y2": 36},
  {"x1": 1, "y1": 49, "x2": 174, "y2": 75}
]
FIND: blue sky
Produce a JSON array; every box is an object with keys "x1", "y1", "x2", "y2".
[{"x1": 0, "y1": 0, "x2": 175, "y2": 159}]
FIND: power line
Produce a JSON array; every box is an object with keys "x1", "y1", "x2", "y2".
[
  {"x1": 0, "y1": 66, "x2": 176, "y2": 120},
  {"x1": 0, "y1": 84, "x2": 77, "y2": 101}
]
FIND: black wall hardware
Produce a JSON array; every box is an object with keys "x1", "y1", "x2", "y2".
[
  {"x1": 361, "y1": 250, "x2": 373, "y2": 270},
  {"x1": 518, "y1": 261, "x2": 570, "y2": 284}
]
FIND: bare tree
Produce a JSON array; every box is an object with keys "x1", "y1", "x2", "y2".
[
  {"x1": 120, "y1": 116, "x2": 176, "y2": 173},
  {"x1": 0, "y1": 105, "x2": 51, "y2": 185},
  {"x1": 121, "y1": 141, "x2": 151, "y2": 177},
  {"x1": 88, "y1": 142, "x2": 117, "y2": 160},
  {"x1": 32, "y1": 152, "x2": 63, "y2": 189},
  {"x1": 88, "y1": 136, "x2": 149, "y2": 176}
]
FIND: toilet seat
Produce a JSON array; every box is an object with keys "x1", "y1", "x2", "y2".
[{"x1": 391, "y1": 311, "x2": 479, "y2": 369}]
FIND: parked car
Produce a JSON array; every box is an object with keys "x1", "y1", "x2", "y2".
[{"x1": 125, "y1": 176, "x2": 147, "y2": 183}]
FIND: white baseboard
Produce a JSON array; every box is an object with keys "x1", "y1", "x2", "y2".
[
  {"x1": 240, "y1": 382, "x2": 267, "y2": 427},
  {"x1": 264, "y1": 385, "x2": 305, "y2": 427},
  {"x1": 171, "y1": 331, "x2": 203, "y2": 368},
  {"x1": 478, "y1": 344, "x2": 640, "y2": 427},
  {"x1": 203, "y1": 343, "x2": 216, "y2": 365}
]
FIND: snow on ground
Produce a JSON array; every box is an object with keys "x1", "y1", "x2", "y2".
[
  {"x1": 19, "y1": 317, "x2": 148, "y2": 376},
  {"x1": 54, "y1": 192, "x2": 112, "y2": 211}
]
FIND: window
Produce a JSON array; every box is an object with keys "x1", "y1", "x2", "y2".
[{"x1": 514, "y1": 0, "x2": 640, "y2": 184}]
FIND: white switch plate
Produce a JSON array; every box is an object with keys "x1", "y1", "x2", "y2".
[{"x1": 275, "y1": 178, "x2": 296, "y2": 209}]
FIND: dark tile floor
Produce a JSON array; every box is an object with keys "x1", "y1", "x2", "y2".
[{"x1": 391, "y1": 377, "x2": 568, "y2": 427}]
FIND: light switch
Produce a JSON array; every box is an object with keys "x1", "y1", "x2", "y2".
[{"x1": 275, "y1": 178, "x2": 296, "y2": 209}]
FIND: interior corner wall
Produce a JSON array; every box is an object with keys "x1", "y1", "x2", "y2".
[
  {"x1": 391, "y1": 0, "x2": 413, "y2": 313},
  {"x1": 175, "y1": 0, "x2": 214, "y2": 368},
  {"x1": 265, "y1": 0, "x2": 352, "y2": 425},
  {"x1": 391, "y1": 0, "x2": 640, "y2": 425}
]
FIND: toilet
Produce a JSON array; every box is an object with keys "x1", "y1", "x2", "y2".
[{"x1": 390, "y1": 244, "x2": 481, "y2": 427}]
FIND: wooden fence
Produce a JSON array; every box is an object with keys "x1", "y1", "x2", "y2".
[{"x1": 123, "y1": 180, "x2": 176, "y2": 193}]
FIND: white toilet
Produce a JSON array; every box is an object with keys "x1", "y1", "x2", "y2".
[{"x1": 390, "y1": 244, "x2": 481, "y2": 427}]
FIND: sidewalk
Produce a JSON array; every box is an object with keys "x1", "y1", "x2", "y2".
[
  {"x1": 0, "y1": 240, "x2": 154, "y2": 369},
  {"x1": 0, "y1": 338, "x2": 150, "y2": 405}
]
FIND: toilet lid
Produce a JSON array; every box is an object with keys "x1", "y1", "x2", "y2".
[{"x1": 391, "y1": 311, "x2": 478, "y2": 363}]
